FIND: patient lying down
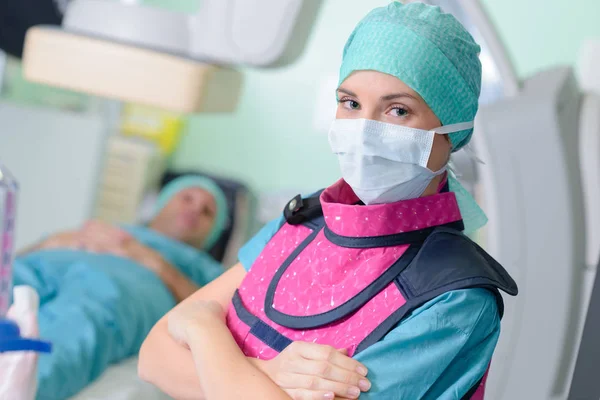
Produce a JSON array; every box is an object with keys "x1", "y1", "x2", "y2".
[{"x1": 12, "y1": 176, "x2": 227, "y2": 400}]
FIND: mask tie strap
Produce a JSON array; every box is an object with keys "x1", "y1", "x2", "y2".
[{"x1": 432, "y1": 121, "x2": 474, "y2": 135}]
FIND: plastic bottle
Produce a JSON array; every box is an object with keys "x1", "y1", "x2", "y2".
[{"x1": 0, "y1": 164, "x2": 51, "y2": 400}]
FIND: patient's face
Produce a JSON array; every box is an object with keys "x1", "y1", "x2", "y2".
[{"x1": 150, "y1": 188, "x2": 217, "y2": 249}]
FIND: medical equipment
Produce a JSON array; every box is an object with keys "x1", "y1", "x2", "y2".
[
  {"x1": 578, "y1": 39, "x2": 600, "y2": 94},
  {"x1": 412, "y1": 1, "x2": 599, "y2": 399},
  {"x1": 0, "y1": 101, "x2": 108, "y2": 252},
  {"x1": 94, "y1": 135, "x2": 164, "y2": 225},
  {"x1": 0, "y1": 286, "x2": 46, "y2": 400},
  {"x1": 477, "y1": 67, "x2": 585, "y2": 400},
  {"x1": 567, "y1": 38, "x2": 600, "y2": 400},
  {"x1": 0, "y1": 164, "x2": 51, "y2": 352},
  {"x1": 567, "y1": 251, "x2": 600, "y2": 399},
  {"x1": 578, "y1": 39, "x2": 600, "y2": 273},
  {"x1": 0, "y1": 165, "x2": 18, "y2": 317},
  {"x1": 120, "y1": 105, "x2": 185, "y2": 156},
  {"x1": 21, "y1": 0, "x2": 323, "y2": 113},
  {"x1": 0, "y1": 50, "x2": 6, "y2": 93},
  {"x1": 0, "y1": 0, "x2": 64, "y2": 58}
]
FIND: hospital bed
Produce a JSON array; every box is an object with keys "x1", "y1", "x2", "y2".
[
  {"x1": 70, "y1": 357, "x2": 169, "y2": 400},
  {"x1": 5, "y1": 0, "x2": 600, "y2": 398}
]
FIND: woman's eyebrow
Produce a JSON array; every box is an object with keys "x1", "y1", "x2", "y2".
[
  {"x1": 380, "y1": 92, "x2": 417, "y2": 101},
  {"x1": 336, "y1": 88, "x2": 357, "y2": 97}
]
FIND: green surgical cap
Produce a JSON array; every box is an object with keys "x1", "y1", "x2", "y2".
[
  {"x1": 339, "y1": 1, "x2": 482, "y2": 151},
  {"x1": 155, "y1": 176, "x2": 228, "y2": 250}
]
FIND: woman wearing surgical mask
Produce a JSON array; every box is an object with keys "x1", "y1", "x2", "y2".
[{"x1": 139, "y1": 3, "x2": 518, "y2": 399}]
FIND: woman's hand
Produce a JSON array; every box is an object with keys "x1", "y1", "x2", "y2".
[
  {"x1": 167, "y1": 300, "x2": 225, "y2": 346},
  {"x1": 259, "y1": 342, "x2": 371, "y2": 400}
]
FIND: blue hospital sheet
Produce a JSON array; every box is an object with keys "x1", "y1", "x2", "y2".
[{"x1": 13, "y1": 225, "x2": 223, "y2": 400}]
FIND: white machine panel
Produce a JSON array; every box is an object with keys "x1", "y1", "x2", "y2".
[
  {"x1": 478, "y1": 68, "x2": 585, "y2": 400},
  {"x1": 0, "y1": 101, "x2": 107, "y2": 250}
]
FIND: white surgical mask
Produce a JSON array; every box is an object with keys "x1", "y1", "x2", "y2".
[{"x1": 328, "y1": 118, "x2": 474, "y2": 205}]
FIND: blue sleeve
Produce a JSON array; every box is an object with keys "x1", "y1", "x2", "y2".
[
  {"x1": 238, "y1": 216, "x2": 285, "y2": 271},
  {"x1": 355, "y1": 288, "x2": 500, "y2": 400}
]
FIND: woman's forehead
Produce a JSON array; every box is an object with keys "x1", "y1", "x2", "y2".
[{"x1": 338, "y1": 71, "x2": 425, "y2": 102}]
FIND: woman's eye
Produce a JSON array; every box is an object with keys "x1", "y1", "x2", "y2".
[
  {"x1": 391, "y1": 107, "x2": 409, "y2": 117},
  {"x1": 342, "y1": 100, "x2": 360, "y2": 110}
]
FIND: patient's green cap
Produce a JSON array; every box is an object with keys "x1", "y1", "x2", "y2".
[{"x1": 339, "y1": 1, "x2": 482, "y2": 151}]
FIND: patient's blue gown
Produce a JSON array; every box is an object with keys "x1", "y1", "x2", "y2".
[{"x1": 13, "y1": 225, "x2": 224, "y2": 400}]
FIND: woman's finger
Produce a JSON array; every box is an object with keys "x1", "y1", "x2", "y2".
[
  {"x1": 292, "y1": 342, "x2": 369, "y2": 376},
  {"x1": 286, "y1": 359, "x2": 370, "y2": 391},
  {"x1": 277, "y1": 373, "x2": 363, "y2": 399},
  {"x1": 284, "y1": 388, "x2": 336, "y2": 400}
]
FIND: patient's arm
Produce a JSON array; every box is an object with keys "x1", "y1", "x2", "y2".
[
  {"x1": 18, "y1": 230, "x2": 97, "y2": 256},
  {"x1": 158, "y1": 263, "x2": 199, "y2": 303},
  {"x1": 113, "y1": 239, "x2": 199, "y2": 303},
  {"x1": 139, "y1": 264, "x2": 246, "y2": 400},
  {"x1": 18, "y1": 220, "x2": 130, "y2": 256},
  {"x1": 18, "y1": 231, "x2": 80, "y2": 256},
  {"x1": 17, "y1": 240, "x2": 46, "y2": 256}
]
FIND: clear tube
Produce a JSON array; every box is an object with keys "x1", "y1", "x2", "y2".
[{"x1": 0, "y1": 164, "x2": 18, "y2": 317}]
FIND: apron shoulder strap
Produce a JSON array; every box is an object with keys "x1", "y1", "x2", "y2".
[
  {"x1": 401, "y1": 227, "x2": 518, "y2": 317},
  {"x1": 284, "y1": 190, "x2": 325, "y2": 225}
]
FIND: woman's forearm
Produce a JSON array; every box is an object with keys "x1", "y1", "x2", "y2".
[
  {"x1": 138, "y1": 320, "x2": 206, "y2": 400},
  {"x1": 139, "y1": 321, "x2": 271, "y2": 400},
  {"x1": 187, "y1": 322, "x2": 291, "y2": 400},
  {"x1": 138, "y1": 265, "x2": 249, "y2": 398}
]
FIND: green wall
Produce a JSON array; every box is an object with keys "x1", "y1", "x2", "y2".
[
  {"x1": 169, "y1": 0, "x2": 600, "y2": 194},
  {"x1": 141, "y1": 0, "x2": 199, "y2": 13},
  {"x1": 483, "y1": 0, "x2": 600, "y2": 78}
]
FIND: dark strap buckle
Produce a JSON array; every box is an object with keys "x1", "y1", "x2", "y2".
[
  {"x1": 284, "y1": 194, "x2": 323, "y2": 225},
  {"x1": 284, "y1": 195, "x2": 304, "y2": 224}
]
